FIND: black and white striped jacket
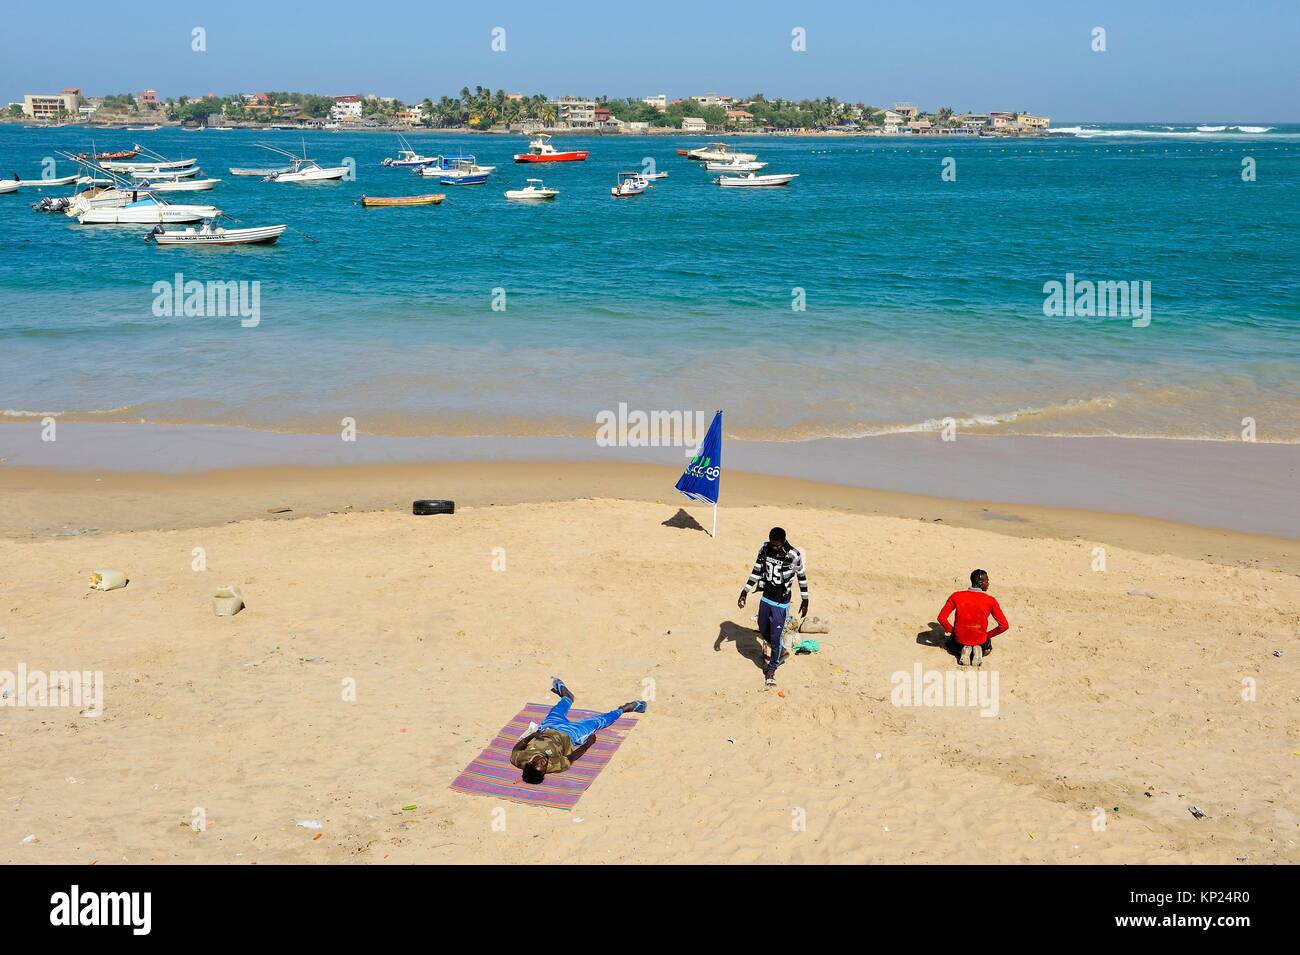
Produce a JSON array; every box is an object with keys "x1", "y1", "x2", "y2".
[{"x1": 744, "y1": 542, "x2": 809, "y2": 606}]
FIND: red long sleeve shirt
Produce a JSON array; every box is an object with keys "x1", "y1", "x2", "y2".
[{"x1": 938, "y1": 589, "x2": 1009, "y2": 646}]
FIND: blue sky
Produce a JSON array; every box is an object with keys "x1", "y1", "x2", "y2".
[{"x1": 2, "y1": 0, "x2": 1296, "y2": 121}]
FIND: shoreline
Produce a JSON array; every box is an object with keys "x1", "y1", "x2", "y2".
[
  {"x1": 2, "y1": 457, "x2": 1295, "y2": 575},
  {"x1": 1, "y1": 422, "x2": 1296, "y2": 544}
]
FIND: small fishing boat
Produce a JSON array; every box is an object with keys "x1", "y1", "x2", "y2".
[
  {"x1": 258, "y1": 143, "x2": 348, "y2": 182},
  {"x1": 360, "y1": 193, "x2": 445, "y2": 207},
  {"x1": 101, "y1": 147, "x2": 195, "y2": 172},
  {"x1": 0, "y1": 180, "x2": 19, "y2": 195},
  {"x1": 716, "y1": 172, "x2": 798, "y2": 188},
  {"x1": 229, "y1": 166, "x2": 291, "y2": 177},
  {"x1": 126, "y1": 125, "x2": 162, "y2": 132},
  {"x1": 676, "y1": 149, "x2": 690, "y2": 156},
  {"x1": 381, "y1": 135, "x2": 437, "y2": 168},
  {"x1": 129, "y1": 165, "x2": 202, "y2": 181},
  {"x1": 688, "y1": 142, "x2": 758, "y2": 163},
  {"x1": 704, "y1": 158, "x2": 767, "y2": 172},
  {"x1": 6, "y1": 173, "x2": 80, "y2": 188},
  {"x1": 504, "y1": 178, "x2": 558, "y2": 201},
  {"x1": 142, "y1": 177, "x2": 222, "y2": 192},
  {"x1": 148, "y1": 222, "x2": 286, "y2": 246},
  {"x1": 428, "y1": 156, "x2": 493, "y2": 185},
  {"x1": 638, "y1": 170, "x2": 669, "y2": 181},
  {"x1": 77, "y1": 195, "x2": 222, "y2": 224},
  {"x1": 513, "y1": 134, "x2": 588, "y2": 163},
  {"x1": 75, "y1": 148, "x2": 139, "y2": 162},
  {"x1": 611, "y1": 171, "x2": 648, "y2": 198}
]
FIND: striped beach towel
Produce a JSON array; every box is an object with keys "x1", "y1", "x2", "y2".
[{"x1": 449, "y1": 703, "x2": 640, "y2": 811}]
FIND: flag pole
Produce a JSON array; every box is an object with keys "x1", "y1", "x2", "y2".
[{"x1": 711, "y1": 500, "x2": 717, "y2": 539}]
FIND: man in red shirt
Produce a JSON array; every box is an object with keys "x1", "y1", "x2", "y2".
[{"x1": 938, "y1": 569, "x2": 1009, "y2": 667}]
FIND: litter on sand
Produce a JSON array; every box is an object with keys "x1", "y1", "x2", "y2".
[
  {"x1": 88, "y1": 569, "x2": 128, "y2": 591},
  {"x1": 213, "y1": 586, "x2": 245, "y2": 616}
]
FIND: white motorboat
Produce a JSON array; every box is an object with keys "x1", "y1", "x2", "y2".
[
  {"x1": 716, "y1": 172, "x2": 799, "y2": 188},
  {"x1": 687, "y1": 142, "x2": 758, "y2": 163},
  {"x1": 611, "y1": 171, "x2": 648, "y2": 198},
  {"x1": 381, "y1": 135, "x2": 437, "y2": 168},
  {"x1": 704, "y1": 158, "x2": 767, "y2": 172},
  {"x1": 74, "y1": 176, "x2": 112, "y2": 186},
  {"x1": 229, "y1": 166, "x2": 291, "y2": 177},
  {"x1": 126, "y1": 125, "x2": 162, "y2": 132},
  {"x1": 504, "y1": 178, "x2": 559, "y2": 201},
  {"x1": 257, "y1": 143, "x2": 348, "y2": 182},
  {"x1": 638, "y1": 170, "x2": 669, "y2": 180},
  {"x1": 77, "y1": 195, "x2": 222, "y2": 224},
  {"x1": 418, "y1": 155, "x2": 495, "y2": 184},
  {"x1": 142, "y1": 177, "x2": 222, "y2": 192},
  {"x1": 0, "y1": 180, "x2": 18, "y2": 195},
  {"x1": 148, "y1": 222, "x2": 286, "y2": 246}
]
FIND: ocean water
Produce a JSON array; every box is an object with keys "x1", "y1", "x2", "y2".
[{"x1": 1, "y1": 123, "x2": 1297, "y2": 444}]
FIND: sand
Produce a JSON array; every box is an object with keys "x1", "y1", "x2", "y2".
[{"x1": 1, "y1": 464, "x2": 1296, "y2": 864}]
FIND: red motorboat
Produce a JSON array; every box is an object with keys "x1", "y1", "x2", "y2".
[{"x1": 513, "y1": 134, "x2": 588, "y2": 163}]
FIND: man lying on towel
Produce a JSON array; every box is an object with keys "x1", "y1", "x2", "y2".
[{"x1": 511, "y1": 677, "x2": 647, "y2": 785}]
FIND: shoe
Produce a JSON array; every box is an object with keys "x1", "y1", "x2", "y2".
[
  {"x1": 970, "y1": 644, "x2": 983, "y2": 667},
  {"x1": 550, "y1": 677, "x2": 574, "y2": 702},
  {"x1": 765, "y1": 676, "x2": 777, "y2": 687},
  {"x1": 629, "y1": 700, "x2": 647, "y2": 714},
  {"x1": 959, "y1": 645, "x2": 972, "y2": 667}
]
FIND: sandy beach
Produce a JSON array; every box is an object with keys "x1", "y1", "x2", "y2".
[{"x1": 2, "y1": 461, "x2": 1296, "y2": 864}]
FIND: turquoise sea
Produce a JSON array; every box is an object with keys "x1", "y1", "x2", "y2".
[{"x1": 1, "y1": 123, "x2": 1297, "y2": 443}]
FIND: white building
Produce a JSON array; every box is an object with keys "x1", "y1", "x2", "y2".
[
  {"x1": 330, "y1": 95, "x2": 362, "y2": 121},
  {"x1": 691, "y1": 93, "x2": 733, "y2": 108},
  {"x1": 641, "y1": 94, "x2": 667, "y2": 111},
  {"x1": 681, "y1": 117, "x2": 707, "y2": 132},
  {"x1": 22, "y1": 88, "x2": 80, "y2": 119}
]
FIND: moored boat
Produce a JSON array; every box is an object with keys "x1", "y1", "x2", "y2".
[
  {"x1": 611, "y1": 171, "x2": 648, "y2": 198},
  {"x1": 716, "y1": 172, "x2": 798, "y2": 188},
  {"x1": 148, "y1": 222, "x2": 286, "y2": 245},
  {"x1": 142, "y1": 177, "x2": 222, "y2": 192},
  {"x1": 704, "y1": 158, "x2": 767, "y2": 172},
  {"x1": 688, "y1": 142, "x2": 758, "y2": 163},
  {"x1": 229, "y1": 166, "x2": 291, "y2": 177},
  {"x1": 77, "y1": 195, "x2": 222, "y2": 224},
  {"x1": 75, "y1": 148, "x2": 139, "y2": 162},
  {"x1": 513, "y1": 135, "x2": 588, "y2": 163},
  {"x1": 360, "y1": 193, "x2": 446, "y2": 207},
  {"x1": 258, "y1": 143, "x2": 349, "y2": 182},
  {"x1": 381, "y1": 135, "x2": 437, "y2": 168},
  {"x1": 504, "y1": 178, "x2": 558, "y2": 201}
]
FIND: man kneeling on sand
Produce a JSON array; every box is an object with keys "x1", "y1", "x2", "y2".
[
  {"x1": 938, "y1": 569, "x2": 1010, "y2": 667},
  {"x1": 510, "y1": 678, "x2": 647, "y2": 785}
]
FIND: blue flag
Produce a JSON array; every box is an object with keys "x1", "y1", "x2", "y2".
[{"x1": 675, "y1": 410, "x2": 722, "y2": 505}]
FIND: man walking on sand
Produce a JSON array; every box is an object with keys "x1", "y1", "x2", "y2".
[
  {"x1": 738, "y1": 526, "x2": 810, "y2": 687},
  {"x1": 938, "y1": 569, "x2": 1010, "y2": 667},
  {"x1": 510, "y1": 678, "x2": 647, "y2": 785}
]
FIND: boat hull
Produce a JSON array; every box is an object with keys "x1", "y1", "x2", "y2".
[
  {"x1": 717, "y1": 174, "x2": 798, "y2": 187},
  {"x1": 78, "y1": 205, "x2": 221, "y2": 224},
  {"x1": 152, "y1": 225, "x2": 286, "y2": 246},
  {"x1": 360, "y1": 194, "x2": 446, "y2": 207},
  {"x1": 267, "y1": 167, "x2": 348, "y2": 183},
  {"x1": 513, "y1": 151, "x2": 588, "y2": 163}
]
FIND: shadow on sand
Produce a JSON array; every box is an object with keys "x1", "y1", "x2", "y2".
[
  {"x1": 715, "y1": 620, "x2": 769, "y2": 672},
  {"x1": 662, "y1": 508, "x2": 706, "y2": 532}
]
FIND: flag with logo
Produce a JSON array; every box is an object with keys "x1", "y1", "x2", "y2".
[{"x1": 675, "y1": 410, "x2": 722, "y2": 536}]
